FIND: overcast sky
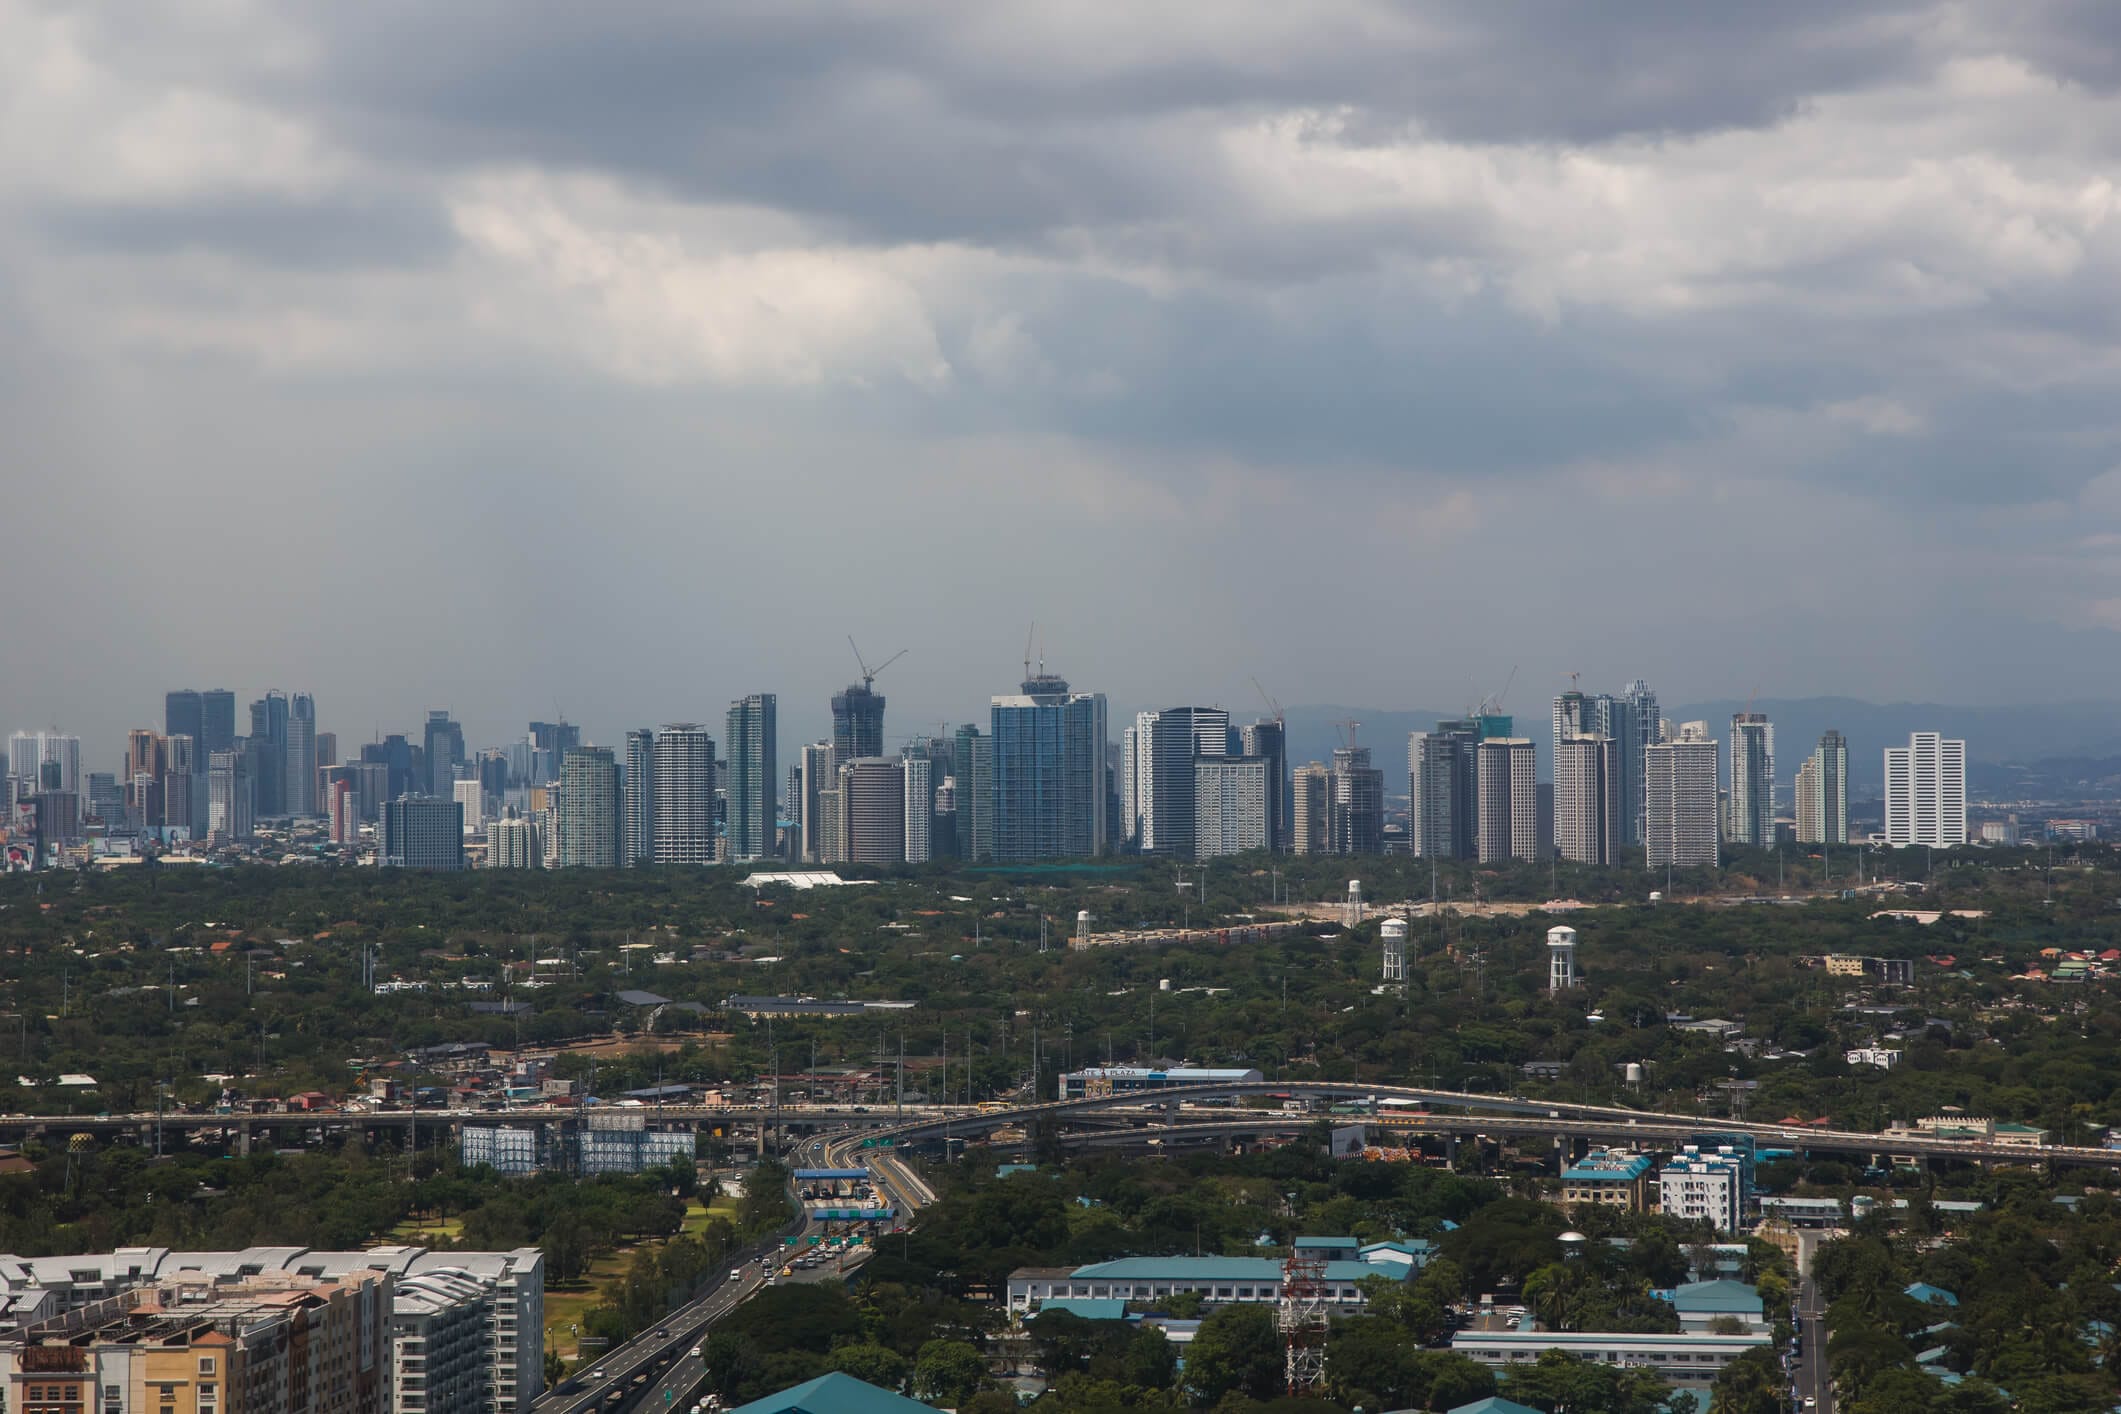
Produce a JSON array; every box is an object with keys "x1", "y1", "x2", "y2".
[{"x1": 8, "y1": 1, "x2": 2121, "y2": 762}]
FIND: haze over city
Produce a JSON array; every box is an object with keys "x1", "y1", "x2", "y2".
[{"x1": 11, "y1": 3, "x2": 2121, "y2": 757}]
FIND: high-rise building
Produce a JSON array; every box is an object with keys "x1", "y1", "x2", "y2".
[
  {"x1": 651, "y1": 724, "x2": 716, "y2": 865},
  {"x1": 1795, "y1": 730, "x2": 1849, "y2": 846},
  {"x1": 1884, "y1": 731, "x2": 1967, "y2": 847},
  {"x1": 952, "y1": 726, "x2": 993, "y2": 863},
  {"x1": 490, "y1": 808, "x2": 542, "y2": 868},
  {"x1": 286, "y1": 692, "x2": 318, "y2": 817},
  {"x1": 797, "y1": 741, "x2": 835, "y2": 863},
  {"x1": 199, "y1": 689, "x2": 237, "y2": 757},
  {"x1": 1727, "y1": 713, "x2": 1775, "y2": 847},
  {"x1": 1555, "y1": 689, "x2": 1646, "y2": 845},
  {"x1": 316, "y1": 731, "x2": 336, "y2": 769},
  {"x1": 1132, "y1": 707, "x2": 1228, "y2": 856},
  {"x1": 1326, "y1": 746, "x2": 1383, "y2": 855},
  {"x1": 207, "y1": 749, "x2": 254, "y2": 843},
  {"x1": 1292, "y1": 763, "x2": 1330, "y2": 854},
  {"x1": 902, "y1": 754, "x2": 933, "y2": 864},
  {"x1": 839, "y1": 757, "x2": 906, "y2": 864},
  {"x1": 1238, "y1": 720, "x2": 1288, "y2": 852},
  {"x1": 1194, "y1": 756, "x2": 1269, "y2": 857},
  {"x1": 621, "y1": 729, "x2": 654, "y2": 865},
  {"x1": 381, "y1": 795, "x2": 465, "y2": 870},
  {"x1": 1410, "y1": 721, "x2": 1479, "y2": 860},
  {"x1": 424, "y1": 710, "x2": 465, "y2": 800},
  {"x1": 557, "y1": 746, "x2": 621, "y2": 867},
  {"x1": 165, "y1": 691, "x2": 204, "y2": 755},
  {"x1": 162, "y1": 734, "x2": 196, "y2": 838},
  {"x1": 6, "y1": 732, "x2": 81, "y2": 803},
  {"x1": 724, "y1": 694, "x2": 777, "y2": 863},
  {"x1": 831, "y1": 681, "x2": 886, "y2": 763},
  {"x1": 1554, "y1": 735, "x2": 1619, "y2": 865},
  {"x1": 1475, "y1": 737, "x2": 1538, "y2": 863},
  {"x1": 454, "y1": 778, "x2": 487, "y2": 835},
  {"x1": 814, "y1": 787, "x2": 844, "y2": 865},
  {"x1": 990, "y1": 670, "x2": 1108, "y2": 861},
  {"x1": 250, "y1": 691, "x2": 289, "y2": 815},
  {"x1": 1646, "y1": 722, "x2": 1720, "y2": 869},
  {"x1": 1620, "y1": 681, "x2": 1661, "y2": 844}
]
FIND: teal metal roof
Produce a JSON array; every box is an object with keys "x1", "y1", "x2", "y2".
[
  {"x1": 1672, "y1": 1280, "x2": 1764, "y2": 1315},
  {"x1": 1562, "y1": 1150, "x2": 1654, "y2": 1182},
  {"x1": 1069, "y1": 1256, "x2": 1401, "y2": 1283},
  {"x1": 1446, "y1": 1400, "x2": 1544, "y2": 1414},
  {"x1": 725, "y1": 1374, "x2": 935, "y2": 1414},
  {"x1": 1294, "y1": 1236, "x2": 1359, "y2": 1249},
  {"x1": 1035, "y1": 1299, "x2": 1129, "y2": 1321}
]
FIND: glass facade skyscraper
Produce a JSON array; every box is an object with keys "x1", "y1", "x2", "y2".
[
  {"x1": 724, "y1": 694, "x2": 777, "y2": 862},
  {"x1": 990, "y1": 672, "x2": 1107, "y2": 862}
]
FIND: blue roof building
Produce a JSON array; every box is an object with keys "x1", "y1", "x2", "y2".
[
  {"x1": 1446, "y1": 1400, "x2": 1544, "y2": 1414},
  {"x1": 726, "y1": 1373, "x2": 936, "y2": 1414},
  {"x1": 1008, "y1": 1250, "x2": 1410, "y2": 1318},
  {"x1": 1906, "y1": 1282, "x2": 1960, "y2": 1307},
  {"x1": 1668, "y1": 1280, "x2": 1766, "y2": 1332},
  {"x1": 1561, "y1": 1149, "x2": 1656, "y2": 1214}
]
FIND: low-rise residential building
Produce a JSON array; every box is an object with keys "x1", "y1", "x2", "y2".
[
  {"x1": 1007, "y1": 1249, "x2": 1411, "y2": 1317},
  {"x1": 0, "y1": 1269, "x2": 393, "y2": 1414},
  {"x1": 0, "y1": 1246, "x2": 541, "y2": 1414},
  {"x1": 1822, "y1": 955, "x2": 1915, "y2": 985},
  {"x1": 1560, "y1": 1150, "x2": 1655, "y2": 1213},
  {"x1": 1667, "y1": 1279, "x2": 1766, "y2": 1333},
  {"x1": 1448, "y1": 1329, "x2": 1770, "y2": 1383},
  {"x1": 1659, "y1": 1148, "x2": 1747, "y2": 1233},
  {"x1": 1846, "y1": 1047, "x2": 1902, "y2": 1069}
]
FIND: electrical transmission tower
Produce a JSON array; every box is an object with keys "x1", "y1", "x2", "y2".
[{"x1": 1280, "y1": 1251, "x2": 1329, "y2": 1396}]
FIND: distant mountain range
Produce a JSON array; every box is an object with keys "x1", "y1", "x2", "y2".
[{"x1": 1277, "y1": 698, "x2": 2121, "y2": 796}]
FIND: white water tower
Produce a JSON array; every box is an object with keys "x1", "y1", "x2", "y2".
[
  {"x1": 1345, "y1": 879, "x2": 1364, "y2": 929},
  {"x1": 1076, "y1": 910, "x2": 1093, "y2": 947},
  {"x1": 1381, "y1": 917, "x2": 1408, "y2": 984},
  {"x1": 1547, "y1": 925, "x2": 1579, "y2": 993}
]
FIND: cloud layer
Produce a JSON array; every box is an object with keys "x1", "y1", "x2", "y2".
[{"x1": 7, "y1": 1, "x2": 2121, "y2": 757}]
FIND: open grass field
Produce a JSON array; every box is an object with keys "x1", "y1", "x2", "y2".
[{"x1": 544, "y1": 1193, "x2": 745, "y2": 1362}]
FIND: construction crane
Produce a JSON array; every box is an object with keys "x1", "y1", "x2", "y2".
[
  {"x1": 1474, "y1": 665, "x2": 1516, "y2": 718},
  {"x1": 1335, "y1": 719, "x2": 1362, "y2": 751},
  {"x1": 1251, "y1": 677, "x2": 1284, "y2": 724},
  {"x1": 848, "y1": 637, "x2": 907, "y2": 691}
]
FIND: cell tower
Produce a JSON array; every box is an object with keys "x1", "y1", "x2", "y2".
[
  {"x1": 1380, "y1": 917, "x2": 1407, "y2": 986},
  {"x1": 1280, "y1": 1250, "x2": 1329, "y2": 1396}
]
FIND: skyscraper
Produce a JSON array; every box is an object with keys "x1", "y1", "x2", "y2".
[
  {"x1": 1475, "y1": 737, "x2": 1538, "y2": 863},
  {"x1": 1133, "y1": 707, "x2": 1228, "y2": 856},
  {"x1": 831, "y1": 682, "x2": 886, "y2": 763},
  {"x1": 652, "y1": 724, "x2": 716, "y2": 864},
  {"x1": 902, "y1": 754, "x2": 933, "y2": 864},
  {"x1": 1795, "y1": 730, "x2": 1849, "y2": 846},
  {"x1": 199, "y1": 690, "x2": 237, "y2": 758},
  {"x1": 382, "y1": 795, "x2": 465, "y2": 870},
  {"x1": 723, "y1": 694, "x2": 777, "y2": 863},
  {"x1": 990, "y1": 669, "x2": 1108, "y2": 861},
  {"x1": 249, "y1": 692, "x2": 289, "y2": 815},
  {"x1": 1620, "y1": 680, "x2": 1661, "y2": 845},
  {"x1": 424, "y1": 711, "x2": 465, "y2": 799},
  {"x1": 286, "y1": 692, "x2": 318, "y2": 817},
  {"x1": 1410, "y1": 721, "x2": 1479, "y2": 860},
  {"x1": 622, "y1": 728, "x2": 654, "y2": 865},
  {"x1": 1727, "y1": 713, "x2": 1775, "y2": 847},
  {"x1": 951, "y1": 726, "x2": 992, "y2": 863},
  {"x1": 1292, "y1": 763, "x2": 1330, "y2": 855},
  {"x1": 1195, "y1": 756, "x2": 1269, "y2": 858},
  {"x1": 162, "y1": 734, "x2": 195, "y2": 839},
  {"x1": 208, "y1": 749, "x2": 253, "y2": 842},
  {"x1": 798, "y1": 741, "x2": 835, "y2": 864},
  {"x1": 1238, "y1": 720, "x2": 1288, "y2": 853},
  {"x1": 1554, "y1": 736, "x2": 1619, "y2": 865},
  {"x1": 558, "y1": 746, "x2": 622, "y2": 867},
  {"x1": 840, "y1": 757, "x2": 906, "y2": 864},
  {"x1": 165, "y1": 692, "x2": 203, "y2": 754},
  {"x1": 1885, "y1": 731, "x2": 1967, "y2": 847},
  {"x1": 1329, "y1": 746, "x2": 1383, "y2": 855},
  {"x1": 1646, "y1": 722, "x2": 1720, "y2": 869}
]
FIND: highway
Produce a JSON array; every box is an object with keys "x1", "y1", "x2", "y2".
[
  {"x1": 1796, "y1": 1278, "x2": 1831, "y2": 1414},
  {"x1": 536, "y1": 1128, "x2": 927, "y2": 1414}
]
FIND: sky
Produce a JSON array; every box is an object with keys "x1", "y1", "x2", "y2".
[{"x1": 8, "y1": 2, "x2": 2121, "y2": 762}]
